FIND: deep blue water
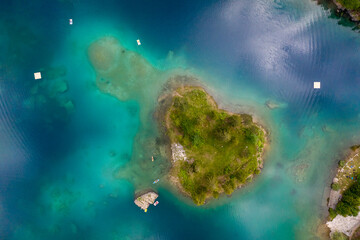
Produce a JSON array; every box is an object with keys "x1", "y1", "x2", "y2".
[{"x1": 1, "y1": 0, "x2": 360, "y2": 239}]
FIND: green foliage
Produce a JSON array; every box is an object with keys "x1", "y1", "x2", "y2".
[
  {"x1": 338, "y1": 0, "x2": 360, "y2": 11},
  {"x1": 331, "y1": 231, "x2": 349, "y2": 240},
  {"x1": 332, "y1": 183, "x2": 341, "y2": 191},
  {"x1": 242, "y1": 114, "x2": 253, "y2": 126},
  {"x1": 212, "y1": 191, "x2": 220, "y2": 199},
  {"x1": 351, "y1": 145, "x2": 360, "y2": 151},
  {"x1": 329, "y1": 208, "x2": 338, "y2": 220},
  {"x1": 335, "y1": 177, "x2": 360, "y2": 216},
  {"x1": 168, "y1": 87, "x2": 266, "y2": 205},
  {"x1": 222, "y1": 179, "x2": 236, "y2": 195},
  {"x1": 339, "y1": 160, "x2": 346, "y2": 167}
]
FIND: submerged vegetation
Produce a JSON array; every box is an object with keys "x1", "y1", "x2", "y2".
[{"x1": 166, "y1": 87, "x2": 266, "y2": 205}]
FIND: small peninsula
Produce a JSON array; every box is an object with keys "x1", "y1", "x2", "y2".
[
  {"x1": 326, "y1": 145, "x2": 360, "y2": 239},
  {"x1": 163, "y1": 86, "x2": 267, "y2": 205}
]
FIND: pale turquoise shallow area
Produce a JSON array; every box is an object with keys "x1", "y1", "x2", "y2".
[{"x1": 1, "y1": 0, "x2": 360, "y2": 239}]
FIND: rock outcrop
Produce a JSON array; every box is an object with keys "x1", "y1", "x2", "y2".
[
  {"x1": 328, "y1": 189, "x2": 341, "y2": 209},
  {"x1": 134, "y1": 191, "x2": 158, "y2": 210},
  {"x1": 327, "y1": 212, "x2": 360, "y2": 237},
  {"x1": 171, "y1": 143, "x2": 187, "y2": 162}
]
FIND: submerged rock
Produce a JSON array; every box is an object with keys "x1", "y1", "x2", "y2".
[
  {"x1": 61, "y1": 99, "x2": 75, "y2": 113},
  {"x1": 292, "y1": 162, "x2": 309, "y2": 182},
  {"x1": 30, "y1": 85, "x2": 39, "y2": 95},
  {"x1": 42, "y1": 66, "x2": 67, "y2": 80},
  {"x1": 265, "y1": 100, "x2": 287, "y2": 110},
  {"x1": 321, "y1": 124, "x2": 335, "y2": 133},
  {"x1": 134, "y1": 191, "x2": 158, "y2": 210},
  {"x1": 34, "y1": 94, "x2": 47, "y2": 106},
  {"x1": 51, "y1": 79, "x2": 69, "y2": 94}
]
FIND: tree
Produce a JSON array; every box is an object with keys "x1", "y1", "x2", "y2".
[
  {"x1": 339, "y1": 160, "x2": 346, "y2": 167},
  {"x1": 331, "y1": 231, "x2": 348, "y2": 240},
  {"x1": 332, "y1": 183, "x2": 340, "y2": 191}
]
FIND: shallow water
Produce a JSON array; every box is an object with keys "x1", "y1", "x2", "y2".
[{"x1": 1, "y1": 0, "x2": 360, "y2": 239}]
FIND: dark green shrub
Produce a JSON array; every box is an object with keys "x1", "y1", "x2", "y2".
[
  {"x1": 351, "y1": 145, "x2": 360, "y2": 151},
  {"x1": 338, "y1": 0, "x2": 360, "y2": 11},
  {"x1": 332, "y1": 183, "x2": 341, "y2": 191},
  {"x1": 339, "y1": 160, "x2": 346, "y2": 167},
  {"x1": 335, "y1": 179, "x2": 360, "y2": 217},
  {"x1": 329, "y1": 208, "x2": 338, "y2": 220},
  {"x1": 331, "y1": 231, "x2": 348, "y2": 240},
  {"x1": 212, "y1": 191, "x2": 219, "y2": 199}
]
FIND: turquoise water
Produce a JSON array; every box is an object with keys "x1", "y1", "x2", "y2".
[{"x1": 1, "y1": 0, "x2": 360, "y2": 239}]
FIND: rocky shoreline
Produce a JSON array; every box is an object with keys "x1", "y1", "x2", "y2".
[
  {"x1": 331, "y1": 0, "x2": 360, "y2": 23},
  {"x1": 325, "y1": 147, "x2": 360, "y2": 238},
  {"x1": 171, "y1": 143, "x2": 188, "y2": 163}
]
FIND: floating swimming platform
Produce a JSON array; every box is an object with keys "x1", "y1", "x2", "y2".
[
  {"x1": 314, "y1": 82, "x2": 320, "y2": 89},
  {"x1": 34, "y1": 72, "x2": 41, "y2": 80}
]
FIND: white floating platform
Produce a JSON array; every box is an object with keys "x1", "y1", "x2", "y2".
[
  {"x1": 314, "y1": 82, "x2": 321, "y2": 89},
  {"x1": 69, "y1": 19, "x2": 73, "y2": 25},
  {"x1": 137, "y1": 39, "x2": 141, "y2": 45},
  {"x1": 34, "y1": 72, "x2": 42, "y2": 80}
]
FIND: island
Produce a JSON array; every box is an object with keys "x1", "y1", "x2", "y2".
[
  {"x1": 332, "y1": 0, "x2": 360, "y2": 22},
  {"x1": 162, "y1": 86, "x2": 267, "y2": 205},
  {"x1": 326, "y1": 145, "x2": 360, "y2": 239}
]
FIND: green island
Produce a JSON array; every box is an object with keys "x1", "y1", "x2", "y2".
[
  {"x1": 326, "y1": 145, "x2": 360, "y2": 240},
  {"x1": 165, "y1": 86, "x2": 267, "y2": 205}
]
